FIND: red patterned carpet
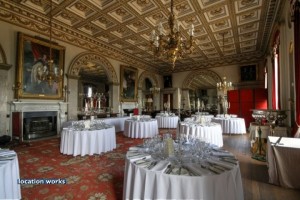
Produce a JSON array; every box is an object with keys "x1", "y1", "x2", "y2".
[{"x1": 12, "y1": 130, "x2": 173, "y2": 200}]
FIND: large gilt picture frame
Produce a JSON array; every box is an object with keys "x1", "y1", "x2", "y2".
[
  {"x1": 16, "y1": 32, "x2": 65, "y2": 99},
  {"x1": 120, "y1": 65, "x2": 138, "y2": 102}
]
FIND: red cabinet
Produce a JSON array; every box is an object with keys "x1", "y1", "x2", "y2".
[{"x1": 228, "y1": 88, "x2": 267, "y2": 128}]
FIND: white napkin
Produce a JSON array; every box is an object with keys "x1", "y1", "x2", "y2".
[
  {"x1": 134, "y1": 159, "x2": 152, "y2": 168},
  {"x1": 84, "y1": 120, "x2": 91, "y2": 129},
  {"x1": 129, "y1": 146, "x2": 143, "y2": 151},
  {"x1": 183, "y1": 163, "x2": 210, "y2": 176},
  {"x1": 127, "y1": 153, "x2": 151, "y2": 162},
  {"x1": 150, "y1": 160, "x2": 170, "y2": 172},
  {"x1": 170, "y1": 167, "x2": 190, "y2": 176},
  {"x1": 211, "y1": 151, "x2": 234, "y2": 157},
  {"x1": 207, "y1": 159, "x2": 234, "y2": 170}
]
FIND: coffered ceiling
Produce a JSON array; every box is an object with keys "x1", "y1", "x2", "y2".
[{"x1": 0, "y1": 0, "x2": 282, "y2": 85}]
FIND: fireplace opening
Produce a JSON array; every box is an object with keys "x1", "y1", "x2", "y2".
[{"x1": 23, "y1": 111, "x2": 57, "y2": 140}]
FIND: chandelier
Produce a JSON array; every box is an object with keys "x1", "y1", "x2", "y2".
[
  {"x1": 150, "y1": 86, "x2": 160, "y2": 94},
  {"x1": 217, "y1": 77, "x2": 232, "y2": 94},
  {"x1": 216, "y1": 32, "x2": 232, "y2": 94},
  {"x1": 37, "y1": 0, "x2": 62, "y2": 86},
  {"x1": 149, "y1": 0, "x2": 194, "y2": 69}
]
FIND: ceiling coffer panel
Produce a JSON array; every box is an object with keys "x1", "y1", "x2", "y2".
[{"x1": 1, "y1": 0, "x2": 280, "y2": 79}]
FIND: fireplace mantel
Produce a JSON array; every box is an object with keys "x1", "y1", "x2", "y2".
[
  {"x1": 9, "y1": 101, "x2": 68, "y2": 141},
  {"x1": 10, "y1": 101, "x2": 67, "y2": 112}
]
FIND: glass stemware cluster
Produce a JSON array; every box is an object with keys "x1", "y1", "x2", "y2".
[
  {"x1": 71, "y1": 119, "x2": 110, "y2": 131},
  {"x1": 141, "y1": 132, "x2": 213, "y2": 165}
]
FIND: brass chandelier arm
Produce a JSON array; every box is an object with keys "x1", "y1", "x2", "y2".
[{"x1": 149, "y1": 0, "x2": 194, "y2": 69}]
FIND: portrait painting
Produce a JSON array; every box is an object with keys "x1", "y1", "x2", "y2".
[
  {"x1": 163, "y1": 75, "x2": 172, "y2": 88},
  {"x1": 240, "y1": 65, "x2": 257, "y2": 82},
  {"x1": 16, "y1": 32, "x2": 65, "y2": 99},
  {"x1": 120, "y1": 65, "x2": 138, "y2": 102}
]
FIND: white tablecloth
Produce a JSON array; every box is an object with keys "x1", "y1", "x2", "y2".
[
  {"x1": 155, "y1": 116, "x2": 179, "y2": 128},
  {"x1": 267, "y1": 136, "x2": 300, "y2": 189},
  {"x1": 0, "y1": 155, "x2": 21, "y2": 199},
  {"x1": 60, "y1": 126, "x2": 116, "y2": 156},
  {"x1": 103, "y1": 116, "x2": 130, "y2": 132},
  {"x1": 216, "y1": 114, "x2": 238, "y2": 118},
  {"x1": 211, "y1": 117, "x2": 246, "y2": 134},
  {"x1": 180, "y1": 122, "x2": 223, "y2": 147},
  {"x1": 123, "y1": 152, "x2": 243, "y2": 199},
  {"x1": 123, "y1": 119, "x2": 158, "y2": 138},
  {"x1": 62, "y1": 116, "x2": 130, "y2": 132}
]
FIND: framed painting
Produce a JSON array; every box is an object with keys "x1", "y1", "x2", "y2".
[
  {"x1": 240, "y1": 65, "x2": 257, "y2": 82},
  {"x1": 120, "y1": 65, "x2": 138, "y2": 102},
  {"x1": 163, "y1": 75, "x2": 172, "y2": 88},
  {"x1": 16, "y1": 32, "x2": 65, "y2": 100}
]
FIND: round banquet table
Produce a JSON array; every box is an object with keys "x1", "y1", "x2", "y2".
[
  {"x1": 211, "y1": 117, "x2": 246, "y2": 134},
  {"x1": 62, "y1": 117, "x2": 131, "y2": 132},
  {"x1": 123, "y1": 119, "x2": 158, "y2": 138},
  {"x1": 123, "y1": 148, "x2": 243, "y2": 200},
  {"x1": 155, "y1": 115, "x2": 179, "y2": 128},
  {"x1": 60, "y1": 126, "x2": 116, "y2": 156},
  {"x1": 102, "y1": 116, "x2": 130, "y2": 132},
  {"x1": 179, "y1": 122, "x2": 223, "y2": 147},
  {"x1": 0, "y1": 153, "x2": 21, "y2": 199}
]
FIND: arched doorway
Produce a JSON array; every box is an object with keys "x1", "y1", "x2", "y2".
[
  {"x1": 137, "y1": 71, "x2": 159, "y2": 113},
  {"x1": 67, "y1": 52, "x2": 118, "y2": 119}
]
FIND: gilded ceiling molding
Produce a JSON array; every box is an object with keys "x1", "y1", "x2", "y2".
[
  {"x1": 0, "y1": 2, "x2": 158, "y2": 73},
  {"x1": 68, "y1": 52, "x2": 118, "y2": 84},
  {"x1": 137, "y1": 71, "x2": 159, "y2": 90},
  {"x1": 182, "y1": 70, "x2": 222, "y2": 90},
  {"x1": 0, "y1": 43, "x2": 12, "y2": 70}
]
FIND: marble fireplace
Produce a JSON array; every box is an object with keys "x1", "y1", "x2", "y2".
[{"x1": 10, "y1": 101, "x2": 68, "y2": 142}]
